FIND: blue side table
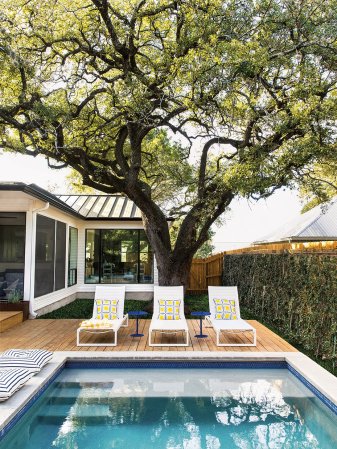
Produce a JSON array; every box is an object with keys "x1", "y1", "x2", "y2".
[
  {"x1": 191, "y1": 311, "x2": 211, "y2": 338},
  {"x1": 129, "y1": 310, "x2": 148, "y2": 337}
]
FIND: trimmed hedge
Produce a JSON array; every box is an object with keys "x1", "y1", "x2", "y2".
[{"x1": 223, "y1": 253, "x2": 337, "y2": 361}]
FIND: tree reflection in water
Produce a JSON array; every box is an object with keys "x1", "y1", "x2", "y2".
[{"x1": 49, "y1": 379, "x2": 328, "y2": 449}]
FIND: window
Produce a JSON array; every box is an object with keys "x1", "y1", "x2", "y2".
[
  {"x1": 85, "y1": 229, "x2": 153, "y2": 284},
  {"x1": 34, "y1": 215, "x2": 66, "y2": 297},
  {"x1": 0, "y1": 212, "x2": 25, "y2": 301},
  {"x1": 68, "y1": 227, "x2": 78, "y2": 286}
]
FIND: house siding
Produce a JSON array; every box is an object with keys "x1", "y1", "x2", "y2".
[{"x1": 0, "y1": 191, "x2": 157, "y2": 314}]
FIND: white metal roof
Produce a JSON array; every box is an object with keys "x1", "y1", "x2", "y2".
[
  {"x1": 56, "y1": 195, "x2": 142, "y2": 219},
  {"x1": 254, "y1": 198, "x2": 337, "y2": 244}
]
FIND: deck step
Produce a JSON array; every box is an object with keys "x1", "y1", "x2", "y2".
[{"x1": 0, "y1": 311, "x2": 23, "y2": 333}]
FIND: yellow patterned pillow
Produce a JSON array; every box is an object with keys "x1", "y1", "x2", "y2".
[
  {"x1": 213, "y1": 298, "x2": 238, "y2": 320},
  {"x1": 94, "y1": 299, "x2": 119, "y2": 320},
  {"x1": 158, "y1": 299, "x2": 181, "y2": 320}
]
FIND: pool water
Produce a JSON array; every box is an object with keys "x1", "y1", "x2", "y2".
[{"x1": 1, "y1": 367, "x2": 336, "y2": 449}]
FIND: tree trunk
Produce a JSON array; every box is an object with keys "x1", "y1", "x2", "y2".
[{"x1": 155, "y1": 249, "x2": 194, "y2": 289}]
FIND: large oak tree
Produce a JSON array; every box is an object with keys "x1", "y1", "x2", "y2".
[{"x1": 0, "y1": 0, "x2": 336, "y2": 285}]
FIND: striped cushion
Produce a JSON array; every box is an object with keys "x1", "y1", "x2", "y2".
[
  {"x1": 0, "y1": 357, "x2": 41, "y2": 372},
  {"x1": 80, "y1": 319, "x2": 116, "y2": 329},
  {"x1": 213, "y1": 298, "x2": 238, "y2": 320},
  {"x1": 94, "y1": 299, "x2": 119, "y2": 320},
  {"x1": 158, "y1": 299, "x2": 181, "y2": 320},
  {"x1": 2, "y1": 349, "x2": 53, "y2": 368},
  {"x1": 0, "y1": 368, "x2": 35, "y2": 401}
]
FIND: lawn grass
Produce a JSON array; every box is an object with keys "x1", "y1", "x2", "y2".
[
  {"x1": 38, "y1": 294, "x2": 335, "y2": 375},
  {"x1": 37, "y1": 298, "x2": 153, "y2": 319}
]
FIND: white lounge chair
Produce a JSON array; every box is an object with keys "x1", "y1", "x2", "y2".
[
  {"x1": 77, "y1": 286, "x2": 128, "y2": 347},
  {"x1": 206, "y1": 286, "x2": 257, "y2": 347},
  {"x1": 149, "y1": 286, "x2": 189, "y2": 347}
]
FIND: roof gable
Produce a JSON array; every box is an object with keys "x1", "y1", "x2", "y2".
[{"x1": 254, "y1": 198, "x2": 337, "y2": 244}]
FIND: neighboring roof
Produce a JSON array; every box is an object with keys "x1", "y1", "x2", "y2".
[
  {"x1": 254, "y1": 198, "x2": 337, "y2": 244},
  {"x1": 0, "y1": 182, "x2": 145, "y2": 221}
]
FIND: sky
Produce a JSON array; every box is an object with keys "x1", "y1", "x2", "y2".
[{"x1": 0, "y1": 152, "x2": 304, "y2": 252}]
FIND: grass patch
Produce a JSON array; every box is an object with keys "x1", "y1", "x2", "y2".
[
  {"x1": 38, "y1": 295, "x2": 208, "y2": 319},
  {"x1": 38, "y1": 298, "x2": 153, "y2": 319},
  {"x1": 37, "y1": 294, "x2": 241, "y2": 319}
]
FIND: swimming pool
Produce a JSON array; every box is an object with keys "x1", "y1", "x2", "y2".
[{"x1": 1, "y1": 361, "x2": 336, "y2": 449}]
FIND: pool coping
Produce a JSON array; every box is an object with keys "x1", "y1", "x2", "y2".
[{"x1": 1, "y1": 351, "x2": 336, "y2": 436}]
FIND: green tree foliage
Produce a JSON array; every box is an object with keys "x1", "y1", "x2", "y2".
[
  {"x1": 0, "y1": 0, "x2": 336, "y2": 285},
  {"x1": 299, "y1": 159, "x2": 337, "y2": 212}
]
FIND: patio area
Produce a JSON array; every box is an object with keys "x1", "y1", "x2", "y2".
[{"x1": 0, "y1": 318, "x2": 297, "y2": 352}]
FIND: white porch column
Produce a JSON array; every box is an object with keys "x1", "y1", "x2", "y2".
[{"x1": 23, "y1": 210, "x2": 33, "y2": 302}]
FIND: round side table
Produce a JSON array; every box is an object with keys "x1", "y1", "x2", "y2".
[
  {"x1": 129, "y1": 310, "x2": 148, "y2": 337},
  {"x1": 191, "y1": 311, "x2": 211, "y2": 338}
]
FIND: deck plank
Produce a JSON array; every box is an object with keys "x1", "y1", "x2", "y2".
[{"x1": 0, "y1": 319, "x2": 297, "y2": 353}]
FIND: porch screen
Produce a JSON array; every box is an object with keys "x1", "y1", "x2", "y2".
[
  {"x1": 85, "y1": 229, "x2": 153, "y2": 284},
  {"x1": 0, "y1": 212, "x2": 26, "y2": 301},
  {"x1": 34, "y1": 215, "x2": 66, "y2": 297}
]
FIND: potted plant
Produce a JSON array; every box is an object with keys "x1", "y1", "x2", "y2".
[{"x1": 0, "y1": 289, "x2": 30, "y2": 320}]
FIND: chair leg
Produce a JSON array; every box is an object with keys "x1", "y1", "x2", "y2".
[
  {"x1": 148, "y1": 329, "x2": 189, "y2": 347},
  {"x1": 215, "y1": 329, "x2": 257, "y2": 347},
  {"x1": 76, "y1": 327, "x2": 118, "y2": 347},
  {"x1": 185, "y1": 330, "x2": 189, "y2": 346},
  {"x1": 253, "y1": 329, "x2": 257, "y2": 346},
  {"x1": 121, "y1": 314, "x2": 129, "y2": 327}
]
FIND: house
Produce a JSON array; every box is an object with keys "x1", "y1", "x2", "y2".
[
  {"x1": 0, "y1": 183, "x2": 166, "y2": 317},
  {"x1": 253, "y1": 198, "x2": 337, "y2": 245}
]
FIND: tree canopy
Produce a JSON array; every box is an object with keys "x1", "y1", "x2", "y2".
[{"x1": 0, "y1": 0, "x2": 336, "y2": 284}]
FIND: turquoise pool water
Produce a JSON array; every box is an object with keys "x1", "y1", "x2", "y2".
[{"x1": 1, "y1": 367, "x2": 336, "y2": 449}]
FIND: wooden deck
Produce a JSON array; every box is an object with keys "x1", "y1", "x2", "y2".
[{"x1": 0, "y1": 319, "x2": 297, "y2": 352}]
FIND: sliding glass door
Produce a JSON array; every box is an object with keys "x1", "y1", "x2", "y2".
[{"x1": 85, "y1": 229, "x2": 153, "y2": 284}]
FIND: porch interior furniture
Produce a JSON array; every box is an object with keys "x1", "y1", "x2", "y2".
[
  {"x1": 77, "y1": 285, "x2": 128, "y2": 347},
  {"x1": 0, "y1": 269, "x2": 24, "y2": 299},
  {"x1": 102, "y1": 262, "x2": 113, "y2": 280},
  {"x1": 149, "y1": 286, "x2": 189, "y2": 347},
  {"x1": 206, "y1": 286, "x2": 257, "y2": 347}
]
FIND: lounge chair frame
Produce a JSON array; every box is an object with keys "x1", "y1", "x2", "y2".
[
  {"x1": 149, "y1": 286, "x2": 189, "y2": 347},
  {"x1": 76, "y1": 286, "x2": 128, "y2": 347},
  {"x1": 206, "y1": 286, "x2": 256, "y2": 347}
]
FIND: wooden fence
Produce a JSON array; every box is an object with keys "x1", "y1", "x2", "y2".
[{"x1": 187, "y1": 240, "x2": 337, "y2": 293}]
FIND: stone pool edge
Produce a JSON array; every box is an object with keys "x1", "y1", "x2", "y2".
[{"x1": 0, "y1": 351, "x2": 336, "y2": 436}]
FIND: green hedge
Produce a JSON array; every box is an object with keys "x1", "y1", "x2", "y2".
[{"x1": 223, "y1": 253, "x2": 337, "y2": 361}]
